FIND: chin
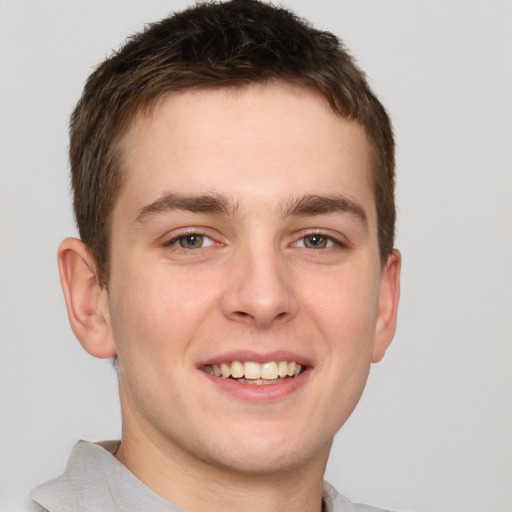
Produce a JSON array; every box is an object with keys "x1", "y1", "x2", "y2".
[{"x1": 195, "y1": 430, "x2": 331, "y2": 476}]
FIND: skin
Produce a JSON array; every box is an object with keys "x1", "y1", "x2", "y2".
[{"x1": 58, "y1": 84, "x2": 400, "y2": 512}]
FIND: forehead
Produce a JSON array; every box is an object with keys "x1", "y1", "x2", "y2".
[{"x1": 116, "y1": 84, "x2": 375, "y2": 222}]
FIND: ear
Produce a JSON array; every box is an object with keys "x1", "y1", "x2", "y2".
[
  {"x1": 372, "y1": 249, "x2": 401, "y2": 363},
  {"x1": 57, "y1": 238, "x2": 116, "y2": 358}
]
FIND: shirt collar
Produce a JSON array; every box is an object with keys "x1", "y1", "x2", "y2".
[{"x1": 30, "y1": 440, "x2": 357, "y2": 512}]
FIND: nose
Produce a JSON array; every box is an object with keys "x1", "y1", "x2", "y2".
[{"x1": 222, "y1": 245, "x2": 298, "y2": 328}]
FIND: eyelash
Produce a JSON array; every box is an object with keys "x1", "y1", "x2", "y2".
[
  {"x1": 162, "y1": 230, "x2": 216, "y2": 249},
  {"x1": 294, "y1": 231, "x2": 347, "y2": 250},
  {"x1": 161, "y1": 229, "x2": 347, "y2": 251}
]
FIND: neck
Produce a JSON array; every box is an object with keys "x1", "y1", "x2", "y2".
[{"x1": 116, "y1": 417, "x2": 329, "y2": 512}]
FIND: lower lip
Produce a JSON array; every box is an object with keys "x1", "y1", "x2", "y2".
[{"x1": 201, "y1": 369, "x2": 310, "y2": 402}]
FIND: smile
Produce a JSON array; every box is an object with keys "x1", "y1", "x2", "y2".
[{"x1": 203, "y1": 361, "x2": 303, "y2": 384}]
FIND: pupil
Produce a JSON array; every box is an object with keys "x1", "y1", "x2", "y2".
[
  {"x1": 306, "y1": 235, "x2": 327, "y2": 248},
  {"x1": 180, "y1": 234, "x2": 203, "y2": 248}
]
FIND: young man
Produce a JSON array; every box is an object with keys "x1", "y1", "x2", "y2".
[{"x1": 30, "y1": 1, "x2": 400, "y2": 511}]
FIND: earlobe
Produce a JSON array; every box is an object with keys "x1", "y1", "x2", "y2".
[
  {"x1": 372, "y1": 249, "x2": 401, "y2": 363},
  {"x1": 57, "y1": 238, "x2": 116, "y2": 359}
]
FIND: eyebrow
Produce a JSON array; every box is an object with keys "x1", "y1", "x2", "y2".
[
  {"x1": 134, "y1": 192, "x2": 239, "y2": 223},
  {"x1": 282, "y1": 194, "x2": 368, "y2": 227},
  {"x1": 134, "y1": 191, "x2": 368, "y2": 227}
]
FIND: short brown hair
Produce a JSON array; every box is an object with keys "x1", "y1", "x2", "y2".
[{"x1": 70, "y1": 0, "x2": 395, "y2": 283}]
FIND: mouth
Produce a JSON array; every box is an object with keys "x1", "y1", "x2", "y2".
[{"x1": 202, "y1": 360, "x2": 305, "y2": 385}]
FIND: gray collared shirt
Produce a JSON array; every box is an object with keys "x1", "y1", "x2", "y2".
[{"x1": 30, "y1": 441, "x2": 391, "y2": 512}]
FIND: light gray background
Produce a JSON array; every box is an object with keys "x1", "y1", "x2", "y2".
[{"x1": 1, "y1": 1, "x2": 511, "y2": 511}]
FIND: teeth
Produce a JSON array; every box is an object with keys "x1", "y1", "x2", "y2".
[
  {"x1": 244, "y1": 361, "x2": 261, "y2": 379},
  {"x1": 261, "y1": 361, "x2": 278, "y2": 380},
  {"x1": 204, "y1": 360, "x2": 303, "y2": 382},
  {"x1": 220, "y1": 362, "x2": 230, "y2": 379},
  {"x1": 212, "y1": 364, "x2": 222, "y2": 377},
  {"x1": 231, "y1": 360, "x2": 244, "y2": 378},
  {"x1": 204, "y1": 365, "x2": 215, "y2": 375}
]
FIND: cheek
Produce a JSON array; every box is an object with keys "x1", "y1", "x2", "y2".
[
  {"x1": 300, "y1": 263, "x2": 380, "y2": 355},
  {"x1": 108, "y1": 262, "x2": 220, "y2": 362}
]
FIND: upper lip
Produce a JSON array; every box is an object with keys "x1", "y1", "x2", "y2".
[{"x1": 196, "y1": 350, "x2": 313, "y2": 368}]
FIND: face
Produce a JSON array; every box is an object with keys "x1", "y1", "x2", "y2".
[{"x1": 106, "y1": 84, "x2": 398, "y2": 475}]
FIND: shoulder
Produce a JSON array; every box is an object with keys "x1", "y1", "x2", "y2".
[
  {"x1": 28, "y1": 503, "x2": 48, "y2": 512},
  {"x1": 323, "y1": 481, "x2": 396, "y2": 512},
  {"x1": 29, "y1": 440, "x2": 182, "y2": 512},
  {"x1": 4, "y1": 497, "x2": 49, "y2": 512},
  {"x1": 29, "y1": 440, "x2": 120, "y2": 512}
]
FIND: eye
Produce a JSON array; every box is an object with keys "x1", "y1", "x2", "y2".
[
  {"x1": 169, "y1": 233, "x2": 215, "y2": 249},
  {"x1": 299, "y1": 234, "x2": 335, "y2": 249}
]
